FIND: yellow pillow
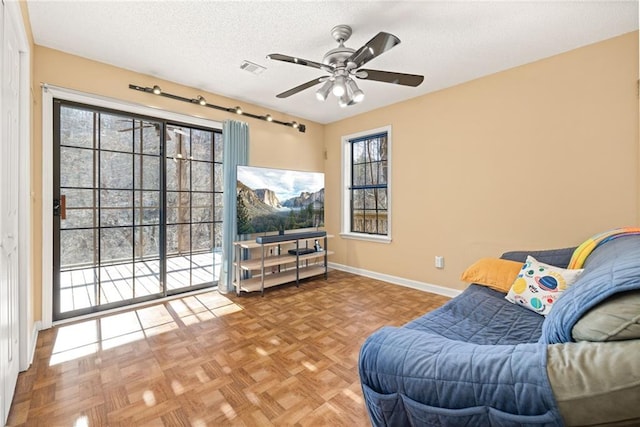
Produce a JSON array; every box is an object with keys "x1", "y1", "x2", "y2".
[{"x1": 460, "y1": 258, "x2": 524, "y2": 293}]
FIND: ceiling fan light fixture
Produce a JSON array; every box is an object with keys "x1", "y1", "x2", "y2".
[
  {"x1": 346, "y1": 79, "x2": 365, "y2": 103},
  {"x1": 315, "y1": 80, "x2": 333, "y2": 101},
  {"x1": 332, "y1": 76, "x2": 346, "y2": 97},
  {"x1": 338, "y1": 93, "x2": 351, "y2": 108}
]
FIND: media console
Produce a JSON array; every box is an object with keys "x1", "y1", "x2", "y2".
[{"x1": 233, "y1": 231, "x2": 332, "y2": 296}]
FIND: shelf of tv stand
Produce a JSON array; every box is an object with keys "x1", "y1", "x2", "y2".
[
  {"x1": 233, "y1": 265, "x2": 327, "y2": 293},
  {"x1": 233, "y1": 233, "x2": 332, "y2": 295},
  {"x1": 236, "y1": 250, "x2": 333, "y2": 271}
]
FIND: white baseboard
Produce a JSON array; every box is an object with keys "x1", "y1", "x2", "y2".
[
  {"x1": 24, "y1": 321, "x2": 41, "y2": 371},
  {"x1": 328, "y1": 262, "x2": 462, "y2": 298}
]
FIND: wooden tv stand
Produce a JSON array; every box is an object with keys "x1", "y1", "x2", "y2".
[{"x1": 232, "y1": 232, "x2": 332, "y2": 296}]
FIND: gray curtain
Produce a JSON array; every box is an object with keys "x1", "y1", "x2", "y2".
[{"x1": 219, "y1": 120, "x2": 249, "y2": 293}]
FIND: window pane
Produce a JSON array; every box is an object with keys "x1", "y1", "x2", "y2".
[
  {"x1": 364, "y1": 189, "x2": 377, "y2": 209},
  {"x1": 100, "y1": 190, "x2": 133, "y2": 226},
  {"x1": 100, "y1": 113, "x2": 134, "y2": 152},
  {"x1": 134, "y1": 191, "x2": 159, "y2": 225},
  {"x1": 352, "y1": 189, "x2": 365, "y2": 209},
  {"x1": 214, "y1": 132, "x2": 223, "y2": 163},
  {"x1": 141, "y1": 122, "x2": 161, "y2": 155},
  {"x1": 192, "y1": 222, "x2": 213, "y2": 252},
  {"x1": 166, "y1": 224, "x2": 191, "y2": 255},
  {"x1": 60, "y1": 106, "x2": 94, "y2": 149},
  {"x1": 166, "y1": 192, "x2": 190, "y2": 224},
  {"x1": 192, "y1": 161, "x2": 212, "y2": 192},
  {"x1": 352, "y1": 210, "x2": 365, "y2": 233},
  {"x1": 352, "y1": 141, "x2": 365, "y2": 164},
  {"x1": 378, "y1": 215, "x2": 388, "y2": 234},
  {"x1": 135, "y1": 226, "x2": 160, "y2": 259},
  {"x1": 166, "y1": 157, "x2": 190, "y2": 191},
  {"x1": 214, "y1": 163, "x2": 224, "y2": 192},
  {"x1": 214, "y1": 193, "x2": 223, "y2": 221},
  {"x1": 191, "y1": 129, "x2": 212, "y2": 161},
  {"x1": 377, "y1": 189, "x2": 388, "y2": 210},
  {"x1": 352, "y1": 164, "x2": 365, "y2": 187},
  {"x1": 60, "y1": 147, "x2": 94, "y2": 188},
  {"x1": 100, "y1": 227, "x2": 133, "y2": 264},
  {"x1": 134, "y1": 155, "x2": 160, "y2": 190},
  {"x1": 60, "y1": 228, "x2": 95, "y2": 267},
  {"x1": 192, "y1": 193, "x2": 213, "y2": 223},
  {"x1": 101, "y1": 152, "x2": 133, "y2": 189}
]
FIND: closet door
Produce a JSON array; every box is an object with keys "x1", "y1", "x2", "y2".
[{"x1": 0, "y1": 1, "x2": 22, "y2": 422}]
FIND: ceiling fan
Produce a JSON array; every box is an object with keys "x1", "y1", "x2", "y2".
[{"x1": 267, "y1": 25, "x2": 424, "y2": 107}]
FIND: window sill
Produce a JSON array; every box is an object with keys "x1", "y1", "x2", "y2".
[{"x1": 339, "y1": 232, "x2": 392, "y2": 244}]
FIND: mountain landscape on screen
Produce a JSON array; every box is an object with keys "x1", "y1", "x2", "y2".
[{"x1": 236, "y1": 166, "x2": 324, "y2": 235}]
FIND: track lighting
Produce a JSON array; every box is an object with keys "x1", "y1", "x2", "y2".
[
  {"x1": 315, "y1": 80, "x2": 333, "y2": 101},
  {"x1": 128, "y1": 84, "x2": 306, "y2": 133}
]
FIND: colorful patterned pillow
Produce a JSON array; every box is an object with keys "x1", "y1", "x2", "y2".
[{"x1": 505, "y1": 255, "x2": 584, "y2": 316}]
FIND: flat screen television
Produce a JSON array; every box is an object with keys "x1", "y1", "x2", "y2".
[{"x1": 236, "y1": 165, "x2": 325, "y2": 235}]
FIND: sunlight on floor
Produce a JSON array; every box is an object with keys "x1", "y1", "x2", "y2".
[{"x1": 50, "y1": 290, "x2": 242, "y2": 366}]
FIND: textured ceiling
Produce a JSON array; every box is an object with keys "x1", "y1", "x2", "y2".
[{"x1": 27, "y1": 1, "x2": 638, "y2": 124}]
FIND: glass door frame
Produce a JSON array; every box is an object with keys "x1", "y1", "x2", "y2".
[{"x1": 52, "y1": 98, "x2": 222, "y2": 321}]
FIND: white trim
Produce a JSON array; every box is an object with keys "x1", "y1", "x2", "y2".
[
  {"x1": 339, "y1": 232, "x2": 391, "y2": 243},
  {"x1": 341, "y1": 125, "x2": 392, "y2": 241},
  {"x1": 4, "y1": 0, "x2": 34, "y2": 372},
  {"x1": 28, "y1": 322, "x2": 41, "y2": 367},
  {"x1": 41, "y1": 88, "x2": 54, "y2": 330},
  {"x1": 328, "y1": 262, "x2": 462, "y2": 299},
  {"x1": 41, "y1": 85, "x2": 222, "y2": 328}
]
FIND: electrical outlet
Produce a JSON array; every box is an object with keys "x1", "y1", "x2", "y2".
[{"x1": 435, "y1": 256, "x2": 444, "y2": 269}]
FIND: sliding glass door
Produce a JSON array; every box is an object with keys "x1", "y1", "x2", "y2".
[{"x1": 53, "y1": 100, "x2": 222, "y2": 321}]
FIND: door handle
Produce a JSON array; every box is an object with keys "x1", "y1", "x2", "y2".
[{"x1": 53, "y1": 195, "x2": 66, "y2": 219}]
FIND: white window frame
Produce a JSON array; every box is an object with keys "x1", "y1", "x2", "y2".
[{"x1": 340, "y1": 125, "x2": 392, "y2": 243}]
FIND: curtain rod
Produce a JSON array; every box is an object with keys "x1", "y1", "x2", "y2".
[{"x1": 128, "y1": 84, "x2": 306, "y2": 133}]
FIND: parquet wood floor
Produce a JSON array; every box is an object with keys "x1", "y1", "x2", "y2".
[{"x1": 7, "y1": 271, "x2": 450, "y2": 426}]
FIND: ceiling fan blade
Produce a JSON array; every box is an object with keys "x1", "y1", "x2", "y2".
[
  {"x1": 347, "y1": 32, "x2": 400, "y2": 69},
  {"x1": 276, "y1": 77, "x2": 326, "y2": 98},
  {"x1": 267, "y1": 53, "x2": 332, "y2": 72},
  {"x1": 356, "y1": 69, "x2": 424, "y2": 87}
]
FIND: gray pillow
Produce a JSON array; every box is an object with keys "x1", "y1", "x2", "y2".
[{"x1": 572, "y1": 290, "x2": 640, "y2": 341}]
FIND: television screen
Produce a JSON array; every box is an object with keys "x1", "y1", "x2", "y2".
[{"x1": 236, "y1": 165, "x2": 325, "y2": 235}]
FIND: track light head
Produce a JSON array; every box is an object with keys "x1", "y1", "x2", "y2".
[
  {"x1": 152, "y1": 85, "x2": 162, "y2": 95},
  {"x1": 197, "y1": 95, "x2": 207, "y2": 106},
  {"x1": 265, "y1": 114, "x2": 273, "y2": 122},
  {"x1": 235, "y1": 106, "x2": 243, "y2": 115}
]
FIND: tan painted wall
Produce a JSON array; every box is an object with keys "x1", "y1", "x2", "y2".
[
  {"x1": 30, "y1": 46, "x2": 325, "y2": 321},
  {"x1": 324, "y1": 31, "x2": 639, "y2": 291}
]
